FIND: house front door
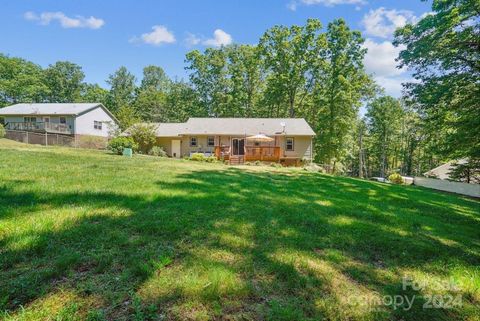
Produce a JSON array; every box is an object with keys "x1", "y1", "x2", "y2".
[
  {"x1": 232, "y1": 138, "x2": 245, "y2": 156},
  {"x1": 171, "y1": 140, "x2": 181, "y2": 158}
]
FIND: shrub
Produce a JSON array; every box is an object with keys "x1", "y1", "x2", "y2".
[
  {"x1": 187, "y1": 153, "x2": 218, "y2": 163},
  {"x1": 108, "y1": 136, "x2": 138, "y2": 155},
  {"x1": 189, "y1": 153, "x2": 206, "y2": 161},
  {"x1": 0, "y1": 124, "x2": 5, "y2": 138},
  {"x1": 254, "y1": 160, "x2": 262, "y2": 166},
  {"x1": 149, "y1": 146, "x2": 167, "y2": 157},
  {"x1": 388, "y1": 173, "x2": 404, "y2": 184},
  {"x1": 129, "y1": 124, "x2": 157, "y2": 154},
  {"x1": 205, "y1": 155, "x2": 218, "y2": 163}
]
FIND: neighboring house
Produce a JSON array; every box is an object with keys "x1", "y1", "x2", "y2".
[
  {"x1": 0, "y1": 103, "x2": 118, "y2": 138},
  {"x1": 137, "y1": 118, "x2": 315, "y2": 165},
  {"x1": 424, "y1": 159, "x2": 468, "y2": 180}
]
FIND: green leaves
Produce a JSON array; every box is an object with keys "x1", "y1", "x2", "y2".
[
  {"x1": 394, "y1": 0, "x2": 480, "y2": 161},
  {"x1": 44, "y1": 61, "x2": 85, "y2": 103}
]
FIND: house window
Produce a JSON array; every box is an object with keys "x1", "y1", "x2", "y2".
[
  {"x1": 24, "y1": 117, "x2": 37, "y2": 123},
  {"x1": 94, "y1": 121, "x2": 102, "y2": 130},
  {"x1": 59, "y1": 117, "x2": 66, "y2": 124},
  {"x1": 44, "y1": 117, "x2": 50, "y2": 123},
  {"x1": 190, "y1": 137, "x2": 197, "y2": 147},
  {"x1": 207, "y1": 136, "x2": 215, "y2": 147},
  {"x1": 286, "y1": 137, "x2": 294, "y2": 151}
]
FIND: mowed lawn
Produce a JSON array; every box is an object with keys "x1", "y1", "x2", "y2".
[{"x1": 0, "y1": 139, "x2": 479, "y2": 321}]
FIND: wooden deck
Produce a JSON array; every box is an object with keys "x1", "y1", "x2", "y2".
[{"x1": 215, "y1": 146, "x2": 281, "y2": 163}]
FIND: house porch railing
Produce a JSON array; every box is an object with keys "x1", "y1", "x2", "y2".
[
  {"x1": 4, "y1": 122, "x2": 73, "y2": 134},
  {"x1": 214, "y1": 145, "x2": 280, "y2": 162}
]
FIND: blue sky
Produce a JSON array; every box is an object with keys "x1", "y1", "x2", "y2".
[{"x1": 1, "y1": 0, "x2": 432, "y2": 97}]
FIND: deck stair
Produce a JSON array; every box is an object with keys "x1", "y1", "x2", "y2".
[{"x1": 229, "y1": 155, "x2": 245, "y2": 165}]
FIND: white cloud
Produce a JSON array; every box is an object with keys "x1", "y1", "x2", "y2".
[
  {"x1": 363, "y1": 38, "x2": 406, "y2": 77},
  {"x1": 185, "y1": 32, "x2": 201, "y2": 47},
  {"x1": 202, "y1": 29, "x2": 233, "y2": 47},
  {"x1": 361, "y1": 7, "x2": 417, "y2": 38},
  {"x1": 288, "y1": 0, "x2": 366, "y2": 11},
  {"x1": 131, "y1": 25, "x2": 176, "y2": 46},
  {"x1": 363, "y1": 38, "x2": 410, "y2": 97},
  {"x1": 24, "y1": 11, "x2": 104, "y2": 29},
  {"x1": 373, "y1": 76, "x2": 410, "y2": 97}
]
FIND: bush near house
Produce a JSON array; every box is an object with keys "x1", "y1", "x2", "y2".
[
  {"x1": 388, "y1": 173, "x2": 404, "y2": 184},
  {"x1": 188, "y1": 153, "x2": 217, "y2": 163},
  {"x1": 148, "y1": 146, "x2": 167, "y2": 157},
  {"x1": 129, "y1": 124, "x2": 157, "y2": 154},
  {"x1": 0, "y1": 124, "x2": 5, "y2": 138},
  {"x1": 107, "y1": 136, "x2": 138, "y2": 155}
]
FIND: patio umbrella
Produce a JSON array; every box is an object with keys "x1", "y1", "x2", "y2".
[{"x1": 246, "y1": 133, "x2": 274, "y2": 142}]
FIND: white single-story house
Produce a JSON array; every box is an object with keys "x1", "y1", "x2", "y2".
[
  {"x1": 131, "y1": 118, "x2": 316, "y2": 165},
  {"x1": 0, "y1": 103, "x2": 118, "y2": 138}
]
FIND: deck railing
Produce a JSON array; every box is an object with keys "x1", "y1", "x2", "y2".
[
  {"x1": 214, "y1": 146, "x2": 231, "y2": 159},
  {"x1": 215, "y1": 145, "x2": 280, "y2": 161},
  {"x1": 245, "y1": 146, "x2": 280, "y2": 161},
  {"x1": 5, "y1": 122, "x2": 72, "y2": 134}
]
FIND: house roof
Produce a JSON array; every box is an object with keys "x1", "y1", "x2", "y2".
[
  {"x1": 152, "y1": 123, "x2": 188, "y2": 137},
  {"x1": 424, "y1": 158, "x2": 468, "y2": 180},
  {"x1": 182, "y1": 118, "x2": 315, "y2": 136},
  {"x1": 128, "y1": 118, "x2": 316, "y2": 137},
  {"x1": 0, "y1": 103, "x2": 104, "y2": 116}
]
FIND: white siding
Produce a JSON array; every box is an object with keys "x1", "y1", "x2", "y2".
[{"x1": 74, "y1": 107, "x2": 116, "y2": 137}]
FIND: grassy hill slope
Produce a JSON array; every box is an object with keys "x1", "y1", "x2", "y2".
[{"x1": 0, "y1": 139, "x2": 479, "y2": 321}]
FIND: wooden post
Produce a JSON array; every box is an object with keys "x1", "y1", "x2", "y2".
[{"x1": 45, "y1": 132, "x2": 48, "y2": 146}]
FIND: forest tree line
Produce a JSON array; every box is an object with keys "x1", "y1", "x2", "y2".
[{"x1": 1, "y1": 0, "x2": 478, "y2": 181}]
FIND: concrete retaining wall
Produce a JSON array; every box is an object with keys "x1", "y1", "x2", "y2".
[
  {"x1": 414, "y1": 177, "x2": 480, "y2": 198},
  {"x1": 5, "y1": 130, "x2": 108, "y2": 149}
]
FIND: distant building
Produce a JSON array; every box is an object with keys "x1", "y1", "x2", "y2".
[
  {"x1": 424, "y1": 159, "x2": 468, "y2": 180},
  {"x1": 0, "y1": 103, "x2": 118, "y2": 147},
  {"x1": 126, "y1": 118, "x2": 315, "y2": 166},
  {"x1": 0, "y1": 103, "x2": 118, "y2": 137}
]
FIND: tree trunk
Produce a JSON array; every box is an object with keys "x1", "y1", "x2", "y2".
[{"x1": 358, "y1": 127, "x2": 364, "y2": 178}]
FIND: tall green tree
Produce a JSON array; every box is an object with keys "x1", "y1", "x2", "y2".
[
  {"x1": 139, "y1": 65, "x2": 171, "y2": 92},
  {"x1": 185, "y1": 48, "x2": 230, "y2": 116},
  {"x1": 79, "y1": 83, "x2": 108, "y2": 105},
  {"x1": 259, "y1": 19, "x2": 323, "y2": 117},
  {"x1": 134, "y1": 89, "x2": 167, "y2": 121},
  {"x1": 134, "y1": 66, "x2": 172, "y2": 121},
  {"x1": 164, "y1": 80, "x2": 205, "y2": 122},
  {"x1": 394, "y1": 0, "x2": 480, "y2": 162},
  {"x1": 44, "y1": 61, "x2": 85, "y2": 103},
  {"x1": 106, "y1": 66, "x2": 136, "y2": 115},
  {"x1": 226, "y1": 45, "x2": 264, "y2": 117},
  {"x1": 366, "y1": 96, "x2": 403, "y2": 178},
  {"x1": 314, "y1": 19, "x2": 373, "y2": 168},
  {"x1": 0, "y1": 54, "x2": 48, "y2": 106}
]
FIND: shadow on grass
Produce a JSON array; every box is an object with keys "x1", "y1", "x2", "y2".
[{"x1": 1, "y1": 168, "x2": 479, "y2": 320}]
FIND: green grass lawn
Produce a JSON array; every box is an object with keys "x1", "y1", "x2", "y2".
[{"x1": 0, "y1": 139, "x2": 479, "y2": 321}]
